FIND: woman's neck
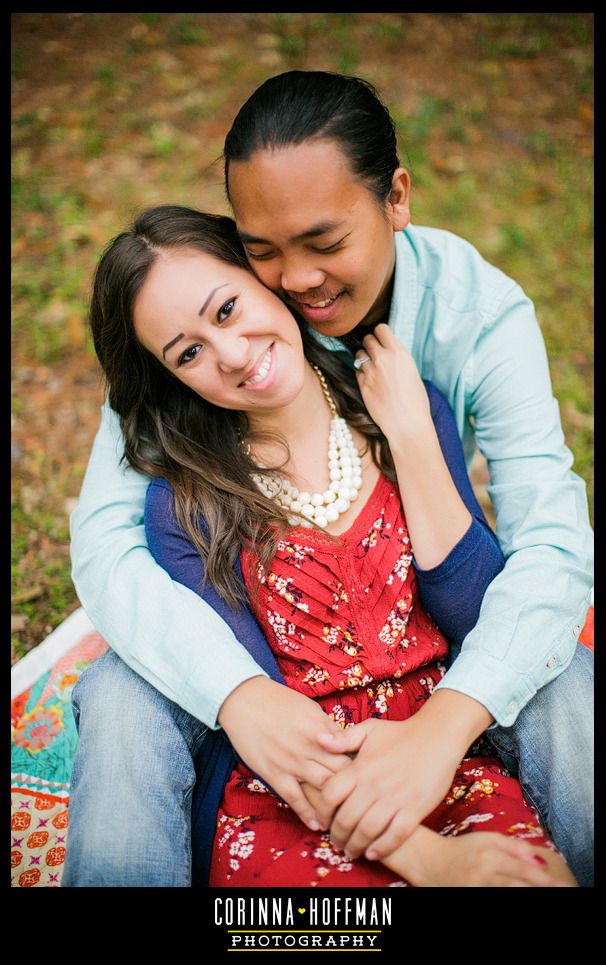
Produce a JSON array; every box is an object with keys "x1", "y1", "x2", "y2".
[
  {"x1": 246, "y1": 359, "x2": 381, "y2": 532},
  {"x1": 246, "y1": 362, "x2": 331, "y2": 464}
]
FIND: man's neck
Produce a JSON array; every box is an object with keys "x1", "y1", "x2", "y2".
[
  {"x1": 340, "y1": 273, "x2": 395, "y2": 353},
  {"x1": 340, "y1": 314, "x2": 389, "y2": 355}
]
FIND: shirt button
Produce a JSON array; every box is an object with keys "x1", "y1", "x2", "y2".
[
  {"x1": 574, "y1": 624, "x2": 581, "y2": 635},
  {"x1": 508, "y1": 701, "x2": 517, "y2": 714},
  {"x1": 546, "y1": 656, "x2": 557, "y2": 669}
]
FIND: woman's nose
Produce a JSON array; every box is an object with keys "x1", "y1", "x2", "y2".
[{"x1": 216, "y1": 334, "x2": 250, "y2": 372}]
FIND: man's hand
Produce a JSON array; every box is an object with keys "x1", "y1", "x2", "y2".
[
  {"x1": 313, "y1": 689, "x2": 493, "y2": 859},
  {"x1": 218, "y1": 676, "x2": 352, "y2": 830}
]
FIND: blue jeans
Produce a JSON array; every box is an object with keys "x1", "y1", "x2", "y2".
[
  {"x1": 486, "y1": 642, "x2": 594, "y2": 887},
  {"x1": 61, "y1": 649, "x2": 208, "y2": 887},
  {"x1": 61, "y1": 644, "x2": 594, "y2": 887}
]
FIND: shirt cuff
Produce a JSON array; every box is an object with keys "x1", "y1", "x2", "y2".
[
  {"x1": 185, "y1": 666, "x2": 270, "y2": 732},
  {"x1": 434, "y1": 650, "x2": 534, "y2": 726}
]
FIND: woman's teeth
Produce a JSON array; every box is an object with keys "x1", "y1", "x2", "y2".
[{"x1": 244, "y1": 347, "x2": 272, "y2": 385}]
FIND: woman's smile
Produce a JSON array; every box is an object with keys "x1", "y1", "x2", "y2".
[{"x1": 240, "y1": 342, "x2": 276, "y2": 390}]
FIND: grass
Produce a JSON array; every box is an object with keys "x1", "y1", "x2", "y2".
[{"x1": 11, "y1": 12, "x2": 593, "y2": 658}]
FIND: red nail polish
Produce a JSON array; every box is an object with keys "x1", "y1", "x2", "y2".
[{"x1": 532, "y1": 854, "x2": 547, "y2": 867}]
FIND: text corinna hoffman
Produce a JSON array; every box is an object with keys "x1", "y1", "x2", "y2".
[{"x1": 214, "y1": 896, "x2": 392, "y2": 926}]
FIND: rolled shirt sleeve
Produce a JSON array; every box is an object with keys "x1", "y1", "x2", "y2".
[{"x1": 432, "y1": 283, "x2": 593, "y2": 725}]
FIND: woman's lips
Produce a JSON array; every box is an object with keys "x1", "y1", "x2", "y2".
[{"x1": 240, "y1": 343, "x2": 277, "y2": 391}]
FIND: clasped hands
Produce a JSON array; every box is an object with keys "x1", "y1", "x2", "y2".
[
  {"x1": 218, "y1": 677, "x2": 466, "y2": 864},
  {"x1": 299, "y1": 715, "x2": 459, "y2": 862}
]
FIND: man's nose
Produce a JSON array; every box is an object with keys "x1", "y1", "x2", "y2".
[{"x1": 280, "y1": 257, "x2": 325, "y2": 295}]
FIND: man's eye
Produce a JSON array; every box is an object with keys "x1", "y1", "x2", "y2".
[
  {"x1": 314, "y1": 238, "x2": 347, "y2": 253},
  {"x1": 245, "y1": 249, "x2": 274, "y2": 261},
  {"x1": 178, "y1": 344, "x2": 202, "y2": 366},
  {"x1": 218, "y1": 297, "x2": 236, "y2": 321}
]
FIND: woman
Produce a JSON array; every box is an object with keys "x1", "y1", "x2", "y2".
[
  {"x1": 69, "y1": 202, "x2": 575, "y2": 887},
  {"x1": 66, "y1": 71, "x2": 593, "y2": 887}
]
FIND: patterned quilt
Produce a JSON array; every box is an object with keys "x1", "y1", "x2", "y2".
[
  {"x1": 11, "y1": 602, "x2": 594, "y2": 888},
  {"x1": 11, "y1": 610, "x2": 107, "y2": 887}
]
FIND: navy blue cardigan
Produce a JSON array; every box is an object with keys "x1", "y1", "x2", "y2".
[{"x1": 144, "y1": 382, "x2": 505, "y2": 886}]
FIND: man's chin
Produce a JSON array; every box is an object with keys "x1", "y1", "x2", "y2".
[{"x1": 304, "y1": 315, "x2": 360, "y2": 338}]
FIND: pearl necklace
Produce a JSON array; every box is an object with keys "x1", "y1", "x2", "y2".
[{"x1": 251, "y1": 365, "x2": 363, "y2": 528}]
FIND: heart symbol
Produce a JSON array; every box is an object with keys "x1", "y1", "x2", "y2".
[{"x1": 298, "y1": 907, "x2": 306, "y2": 914}]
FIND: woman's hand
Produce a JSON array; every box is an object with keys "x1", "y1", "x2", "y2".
[
  {"x1": 390, "y1": 830, "x2": 578, "y2": 887},
  {"x1": 313, "y1": 690, "x2": 492, "y2": 859},
  {"x1": 217, "y1": 676, "x2": 352, "y2": 830},
  {"x1": 354, "y1": 324, "x2": 431, "y2": 444},
  {"x1": 301, "y1": 786, "x2": 576, "y2": 887}
]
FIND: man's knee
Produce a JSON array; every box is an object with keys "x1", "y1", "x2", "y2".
[{"x1": 70, "y1": 648, "x2": 206, "y2": 781}]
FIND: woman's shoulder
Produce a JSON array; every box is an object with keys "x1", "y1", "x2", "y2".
[
  {"x1": 422, "y1": 380, "x2": 461, "y2": 447},
  {"x1": 144, "y1": 476, "x2": 175, "y2": 514},
  {"x1": 422, "y1": 379, "x2": 451, "y2": 415}
]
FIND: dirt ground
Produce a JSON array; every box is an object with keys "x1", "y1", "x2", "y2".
[{"x1": 11, "y1": 13, "x2": 593, "y2": 661}]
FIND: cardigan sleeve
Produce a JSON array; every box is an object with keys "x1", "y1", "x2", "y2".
[
  {"x1": 415, "y1": 381, "x2": 505, "y2": 652},
  {"x1": 144, "y1": 478, "x2": 283, "y2": 684}
]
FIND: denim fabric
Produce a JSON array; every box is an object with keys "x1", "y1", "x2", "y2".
[
  {"x1": 61, "y1": 649, "x2": 207, "y2": 887},
  {"x1": 486, "y1": 643, "x2": 594, "y2": 887}
]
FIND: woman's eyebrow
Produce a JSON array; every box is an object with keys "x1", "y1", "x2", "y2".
[
  {"x1": 162, "y1": 333, "x2": 185, "y2": 359},
  {"x1": 198, "y1": 283, "x2": 229, "y2": 318},
  {"x1": 238, "y1": 221, "x2": 345, "y2": 246},
  {"x1": 162, "y1": 284, "x2": 230, "y2": 359}
]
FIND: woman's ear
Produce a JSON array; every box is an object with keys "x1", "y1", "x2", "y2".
[{"x1": 387, "y1": 167, "x2": 411, "y2": 232}]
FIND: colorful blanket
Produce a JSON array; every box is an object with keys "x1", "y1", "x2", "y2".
[
  {"x1": 11, "y1": 600, "x2": 594, "y2": 888},
  {"x1": 11, "y1": 609, "x2": 108, "y2": 887}
]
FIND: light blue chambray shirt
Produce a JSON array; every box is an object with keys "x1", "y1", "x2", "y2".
[{"x1": 70, "y1": 225, "x2": 593, "y2": 728}]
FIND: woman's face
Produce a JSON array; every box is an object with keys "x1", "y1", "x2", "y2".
[
  {"x1": 133, "y1": 247, "x2": 306, "y2": 412},
  {"x1": 228, "y1": 138, "x2": 411, "y2": 338}
]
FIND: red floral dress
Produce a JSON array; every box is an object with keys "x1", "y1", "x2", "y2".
[{"x1": 209, "y1": 474, "x2": 553, "y2": 887}]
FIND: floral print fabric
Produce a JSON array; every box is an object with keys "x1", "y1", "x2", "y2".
[{"x1": 210, "y1": 475, "x2": 553, "y2": 887}]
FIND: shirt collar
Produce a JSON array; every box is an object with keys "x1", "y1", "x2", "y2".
[{"x1": 387, "y1": 227, "x2": 418, "y2": 352}]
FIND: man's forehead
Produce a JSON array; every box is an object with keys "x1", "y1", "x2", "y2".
[{"x1": 237, "y1": 219, "x2": 346, "y2": 247}]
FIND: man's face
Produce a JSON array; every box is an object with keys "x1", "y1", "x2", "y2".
[{"x1": 228, "y1": 139, "x2": 410, "y2": 337}]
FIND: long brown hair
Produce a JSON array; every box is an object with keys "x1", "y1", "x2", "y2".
[{"x1": 89, "y1": 204, "x2": 396, "y2": 609}]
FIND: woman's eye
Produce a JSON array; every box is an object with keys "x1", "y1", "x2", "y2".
[
  {"x1": 178, "y1": 344, "x2": 202, "y2": 366},
  {"x1": 218, "y1": 297, "x2": 236, "y2": 322}
]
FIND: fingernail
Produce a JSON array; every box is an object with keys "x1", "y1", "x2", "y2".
[
  {"x1": 532, "y1": 855, "x2": 547, "y2": 867},
  {"x1": 308, "y1": 820, "x2": 321, "y2": 831},
  {"x1": 366, "y1": 849, "x2": 378, "y2": 861}
]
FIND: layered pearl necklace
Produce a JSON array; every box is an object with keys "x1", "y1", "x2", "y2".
[{"x1": 250, "y1": 365, "x2": 363, "y2": 528}]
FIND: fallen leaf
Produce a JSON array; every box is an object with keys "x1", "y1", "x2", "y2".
[
  {"x1": 11, "y1": 614, "x2": 30, "y2": 632},
  {"x1": 562, "y1": 403, "x2": 594, "y2": 431},
  {"x1": 12, "y1": 585, "x2": 45, "y2": 604}
]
